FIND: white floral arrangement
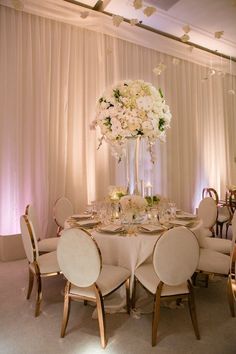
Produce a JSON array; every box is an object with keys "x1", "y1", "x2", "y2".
[
  {"x1": 120, "y1": 195, "x2": 148, "y2": 214},
  {"x1": 95, "y1": 79, "x2": 171, "y2": 160}
]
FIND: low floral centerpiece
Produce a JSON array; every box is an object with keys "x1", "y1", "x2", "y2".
[
  {"x1": 95, "y1": 79, "x2": 171, "y2": 160},
  {"x1": 120, "y1": 195, "x2": 148, "y2": 223},
  {"x1": 108, "y1": 185, "x2": 127, "y2": 201}
]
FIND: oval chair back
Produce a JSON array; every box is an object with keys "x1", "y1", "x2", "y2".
[
  {"x1": 20, "y1": 215, "x2": 39, "y2": 263},
  {"x1": 54, "y1": 197, "x2": 73, "y2": 229},
  {"x1": 153, "y1": 226, "x2": 199, "y2": 286},
  {"x1": 57, "y1": 228, "x2": 102, "y2": 287},
  {"x1": 25, "y1": 204, "x2": 41, "y2": 241},
  {"x1": 202, "y1": 188, "x2": 219, "y2": 205},
  {"x1": 198, "y1": 197, "x2": 217, "y2": 229}
]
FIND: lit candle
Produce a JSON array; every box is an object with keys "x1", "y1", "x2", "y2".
[
  {"x1": 145, "y1": 182, "x2": 153, "y2": 197},
  {"x1": 140, "y1": 180, "x2": 145, "y2": 197}
]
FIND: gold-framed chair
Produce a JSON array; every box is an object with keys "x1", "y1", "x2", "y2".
[
  {"x1": 202, "y1": 187, "x2": 230, "y2": 237},
  {"x1": 25, "y1": 204, "x2": 59, "y2": 254},
  {"x1": 197, "y1": 211, "x2": 236, "y2": 317},
  {"x1": 132, "y1": 226, "x2": 200, "y2": 346},
  {"x1": 198, "y1": 198, "x2": 232, "y2": 255},
  {"x1": 57, "y1": 227, "x2": 131, "y2": 348},
  {"x1": 53, "y1": 197, "x2": 74, "y2": 236},
  {"x1": 20, "y1": 215, "x2": 61, "y2": 316}
]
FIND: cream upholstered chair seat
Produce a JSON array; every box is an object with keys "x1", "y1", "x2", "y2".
[
  {"x1": 200, "y1": 237, "x2": 231, "y2": 255},
  {"x1": 134, "y1": 263, "x2": 189, "y2": 296},
  {"x1": 38, "y1": 238, "x2": 59, "y2": 253},
  {"x1": 20, "y1": 215, "x2": 61, "y2": 317},
  {"x1": 29, "y1": 250, "x2": 60, "y2": 275},
  {"x1": 26, "y1": 204, "x2": 59, "y2": 253},
  {"x1": 132, "y1": 226, "x2": 200, "y2": 346},
  {"x1": 57, "y1": 227, "x2": 131, "y2": 349},
  {"x1": 197, "y1": 249, "x2": 230, "y2": 274},
  {"x1": 69, "y1": 264, "x2": 130, "y2": 298}
]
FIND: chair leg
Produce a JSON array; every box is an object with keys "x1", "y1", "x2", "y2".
[
  {"x1": 219, "y1": 223, "x2": 223, "y2": 238},
  {"x1": 27, "y1": 268, "x2": 34, "y2": 300},
  {"x1": 125, "y1": 277, "x2": 131, "y2": 314},
  {"x1": 35, "y1": 274, "x2": 42, "y2": 317},
  {"x1": 94, "y1": 285, "x2": 107, "y2": 349},
  {"x1": 226, "y1": 223, "x2": 229, "y2": 239},
  {"x1": 192, "y1": 272, "x2": 198, "y2": 286},
  {"x1": 227, "y1": 275, "x2": 235, "y2": 317},
  {"x1": 187, "y1": 280, "x2": 200, "y2": 339},
  {"x1": 61, "y1": 282, "x2": 72, "y2": 338},
  {"x1": 131, "y1": 276, "x2": 137, "y2": 309},
  {"x1": 152, "y1": 282, "x2": 163, "y2": 347}
]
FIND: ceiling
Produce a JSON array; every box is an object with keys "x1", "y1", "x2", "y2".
[{"x1": 66, "y1": 0, "x2": 236, "y2": 60}]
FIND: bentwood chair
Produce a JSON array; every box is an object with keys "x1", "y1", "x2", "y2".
[
  {"x1": 132, "y1": 227, "x2": 200, "y2": 346},
  {"x1": 25, "y1": 205, "x2": 59, "y2": 254},
  {"x1": 197, "y1": 211, "x2": 236, "y2": 317},
  {"x1": 53, "y1": 197, "x2": 73, "y2": 236},
  {"x1": 197, "y1": 198, "x2": 232, "y2": 255},
  {"x1": 202, "y1": 188, "x2": 230, "y2": 237},
  {"x1": 57, "y1": 227, "x2": 131, "y2": 348},
  {"x1": 20, "y1": 215, "x2": 61, "y2": 316}
]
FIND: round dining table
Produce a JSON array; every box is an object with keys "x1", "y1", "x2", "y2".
[{"x1": 64, "y1": 214, "x2": 203, "y2": 315}]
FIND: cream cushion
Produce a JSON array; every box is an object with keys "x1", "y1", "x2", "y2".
[
  {"x1": 70, "y1": 264, "x2": 130, "y2": 298},
  {"x1": 38, "y1": 238, "x2": 59, "y2": 253},
  {"x1": 197, "y1": 248, "x2": 230, "y2": 275},
  {"x1": 153, "y1": 227, "x2": 199, "y2": 286},
  {"x1": 198, "y1": 197, "x2": 217, "y2": 229},
  {"x1": 29, "y1": 250, "x2": 60, "y2": 275},
  {"x1": 57, "y1": 228, "x2": 102, "y2": 287},
  {"x1": 201, "y1": 237, "x2": 231, "y2": 254},
  {"x1": 54, "y1": 197, "x2": 73, "y2": 228},
  {"x1": 135, "y1": 263, "x2": 189, "y2": 296}
]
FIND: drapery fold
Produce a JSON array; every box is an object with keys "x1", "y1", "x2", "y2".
[{"x1": 0, "y1": 5, "x2": 235, "y2": 236}]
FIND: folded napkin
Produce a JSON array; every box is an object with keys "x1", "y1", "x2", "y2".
[
  {"x1": 176, "y1": 212, "x2": 196, "y2": 220},
  {"x1": 139, "y1": 224, "x2": 164, "y2": 233},
  {"x1": 169, "y1": 219, "x2": 194, "y2": 227},
  {"x1": 98, "y1": 224, "x2": 123, "y2": 233},
  {"x1": 76, "y1": 219, "x2": 99, "y2": 227},
  {"x1": 71, "y1": 213, "x2": 92, "y2": 220}
]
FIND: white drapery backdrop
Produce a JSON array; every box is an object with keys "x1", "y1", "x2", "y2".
[{"x1": 0, "y1": 6, "x2": 235, "y2": 236}]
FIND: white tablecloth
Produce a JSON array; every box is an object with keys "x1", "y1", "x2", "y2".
[{"x1": 64, "y1": 218, "x2": 202, "y2": 314}]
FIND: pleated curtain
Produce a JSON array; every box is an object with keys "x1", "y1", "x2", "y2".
[{"x1": 0, "y1": 5, "x2": 235, "y2": 236}]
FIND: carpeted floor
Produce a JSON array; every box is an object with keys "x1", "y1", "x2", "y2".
[{"x1": 0, "y1": 258, "x2": 235, "y2": 354}]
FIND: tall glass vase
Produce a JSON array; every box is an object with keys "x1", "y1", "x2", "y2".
[{"x1": 126, "y1": 137, "x2": 140, "y2": 195}]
